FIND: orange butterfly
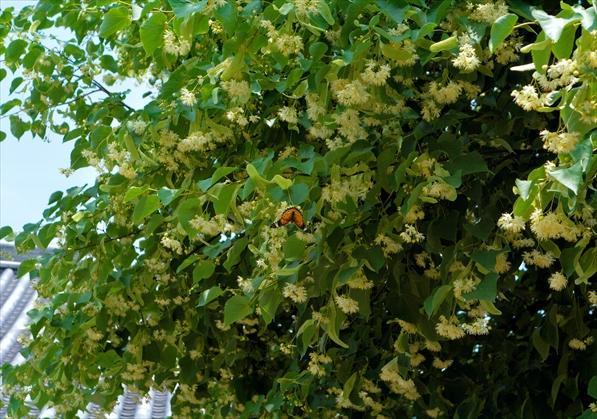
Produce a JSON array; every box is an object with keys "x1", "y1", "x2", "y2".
[{"x1": 274, "y1": 207, "x2": 306, "y2": 229}]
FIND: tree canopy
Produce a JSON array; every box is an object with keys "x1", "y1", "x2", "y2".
[{"x1": 1, "y1": 0, "x2": 596, "y2": 417}]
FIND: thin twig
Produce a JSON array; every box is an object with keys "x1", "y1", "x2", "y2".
[{"x1": 68, "y1": 230, "x2": 138, "y2": 253}]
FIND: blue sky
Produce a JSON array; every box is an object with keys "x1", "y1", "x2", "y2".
[
  {"x1": 1, "y1": 0, "x2": 150, "y2": 231},
  {"x1": 0, "y1": 1, "x2": 94, "y2": 231}
]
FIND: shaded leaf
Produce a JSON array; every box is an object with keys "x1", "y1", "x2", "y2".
[
  {"x1": 140, "y1": 12, "x2": 167, "y2": 55},
  {"x1": 490, "y1": 14, "x2": 518, "y2": 53},
  {"x1": 548, "y1": 161, "x2": 583, "y2": 194},
  {"x1": 224, "y1": 295, "x2": 252, "y2": 325},
  {"x1": 424, "y1": 285, "x2": 452, "y2": 317},
  {"x1": 99, "y1": 7, "x2": 131, "y2": 38},
  {"x1": 132, "y1": 195, "x2": 161, "y2": 223},
  {"x1": 193, "y1": 260, "x2": 216, "y2": 282},
  {"x1": 197, "y1": 286, "x2": 223, "y2": 307}
]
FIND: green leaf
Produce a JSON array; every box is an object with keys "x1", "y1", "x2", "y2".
[
  {"x1": 394, "y1": 331, "x2": 409, "y2": 353},
  {"x1": 5, "y1": 39, "x2": 27, "y2": 62},
  {"x1": 17, "y1": 259, "x2": 37, "y2": 278},
  {"x1": 124, "y1": 186, "x2": 147, "y2": 202},
  {"x1": 289, "y1": 183, "x2": 309, "y2": 205},
  {"x1": 576, "y1": 5, "x2": 596, "y2": 31},
  {"x1": 198, "y1": 166, "x2": 237, "y2": 191},
  {"x1": 530, "y1": 32, "x2": 551, "y2": 73},
  {"x1": 158, "y1": 187, "x2": 178, "y2": 205},
  {"x1": 278, "y1": 3, "x2": 294, "y2": 15},
  {"x1": 176, "y1": 254, "x2": 201, "y2": 273},
  {"x1": 215, "y1": 1, "x2": 237, "y2": 34},
  {"x1": 479, "y1": 300, "x2": 502, "y2": 315},
  {"x1": 318, "y1": 1, "x2": 334, "y2": 25},
  {"x1": 548, "y1": 161, "x2": 583, "y2": 194},
  {"x1": 570, "y1": 134, "x2": 593, "y2": 171},
  {"x1": 551, "y1": 374, "x2": 566, "y2": 406},
  {"x1": 309, "y1": 42, "x2": 328, "y2": 60},
  {"x1": 531, "y1": 9, "x2": 575, "y2": 42},
  {"x1": 224, "y1": 295, "x2": 252, "y2": 325},
  {"x1": 37, "y1": 223, "x2": 58, "y2": 249},
  {"x1": 176, "y1": 198, "x2": 202, "y2": 233},
  {"x1": 1, "y1": 99, "x2": 21, "y2": 116},
  {"x1": 284, "y1": 235, "x2": 306, "y2": 260},
  {"x1": 532, "y1": 328, "x2": 549, "y2": 361},
  {"x1": 376, "y1": 0, "x2": 408, "y2": 24},
  {"x1": 342, "y1": 372, "x2": 358, "y2": 398},
  {"x1": 588, "y1": 376, "x2": 597, "y2": 399},
  {"x1": 560, "y1": 246, "x2": 581, "y2": 277},
  {"x1": 212, "y1": 183, "x2": 240, "y2": 216},
  {"x1": 445, "y1": 152, "x2": 488, "y2": 176},
  {"x1": 464, "y1": 273, "x2": 498, "y2": 302},
  {"x1": 515, "y1": 179, "x2": 534, "y2": 201},
  {"x1": 429, "y1": 35, "x2": 458, "y2": 52},
  {"x1": 140, "y1": 12, "x2": 167, "y2": 55},
  {"x1": 489, "y1": 14, "x2": 518, "y2": 53},
  {"x1": 259, "y1": 287, "x2": 283, "y2": 324},
  {"x1": 381, "y1": 42, "x2": 413, "y2": 62},
  {"x1": 577, "y1": 247, "x2": 597, "y2": 284},
  {"x1": 9, "y1": 77, "x2": 23, "y2": 94},
  {"x1": 167, "y1": 0, "x2": 207, "y2": 18},
  {"x1": 471, "y1": 250, "x2": 498, "y2": 271},
  {"x1": 223, "y1": 237, "x2": 248, "y2": 272},
  {"x1": 96, "y1": 350, "x2": 123, "y2": 369},
  {"x1": 325, "y1": 302, "x2": 349, "y2": 348},
  {"x1": 132, "y1": 195, "x2": 161, "y2": 223},
  {"x1": 193, "y1": 260, "x2": 216, "y2": 282},
  {"x1": 424, "y1": 285, "x2": 452, "y2": 317},
  {"x1": 552, "y1": 23, "x2": 576, "y2": 59},
  {"x1": 246, "y1": 163, "x2": 269, "y2": 189},
  {"x1": 124, "y1": 134, "x2": 141, "y2": 160},
  {"x1": 99, "y1": 7, "x2": 131, "y2": 38},
  {"x1": 0, "y1": 225, "x2": 13, "y2": 240},
  {"x1": 539, "y1": 240, "x2": 560, "y2": 258},
  {"x1": 271, "y1": 175, "x2": 292, "y2": 190},
  {"x1": 197, "y1": 286, "x2": 223, "y2": 307},
  {"x1": 9, "y1": 115, "x2": 28, "y2": 139},
  {"x1": 297, "y1": 319, "x2": 317, "y2": 353}
]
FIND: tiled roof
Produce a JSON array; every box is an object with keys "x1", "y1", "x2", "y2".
[{"x1": 0, "y1": 254, "x2": 173, "y2": 418}]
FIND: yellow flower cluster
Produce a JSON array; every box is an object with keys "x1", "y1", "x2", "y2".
[
  {"x1": 530, "y1": 210, "x2": 581, "y2": 242},
  {"x1": 335, "y1": 294, "x2": 359, "y2": 314},
  {"x1": 379, "y1": 361, "x2": 420, "y2": 400},
  {"x1": 498, "y1": 213, "x2": 526, "y2": 233},
  {"x1": 307, "y1": 352, "x2": 332, "y2": 376},
  {"x1": 375, "y1": 234, "x2": 403, "y2": 256},
  {"x1": 452, "y1": 37, "x2": 480, "y2": 73},
  {"x1": 282, "y1": 283, "x2": 308, "y2": 303},
  {"x1": 361, "y1": 61, "x2": 391, "y2": 86},
  {"x1": 399, "y1": 224, "x2": 425, "y2": 244},
  {"x1": 548, "y1": 272, "x2": 567, "y2": 291},
  {"x1": 163, "y1": 30, "x2": 190, "y2": 56},
  {"x1": 568, "y1": 337, "x2": 593, "y2": 351},
  {"x1": 347, "y1": 269, "x2": 374, "y2": 290},
  {"x1": 221, "y1": 79, "x2": 251, "y2": 104},
  {"x1": 522, "y1": 250, "x2": 555, "y2": 268},
  {"x1": 468, "y1": 1, "x2": 509, "y2": 23},
  {"x1": 435, "y1": 315, "x2": 466, "y2": 340},
  {"x1": 511, "y1": 85, "x2": 544, "y2": 111}
]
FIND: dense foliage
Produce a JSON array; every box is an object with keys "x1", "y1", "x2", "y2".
[{"x1": 1, "y1": 0, "x2": 596, "y2": 417}]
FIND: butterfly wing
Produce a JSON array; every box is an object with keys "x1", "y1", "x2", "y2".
[
  {"x1": 278, "y1": 208, "x2": 293, "y2": 226},
  {"x1": 291, "y1": 208, "x2": 305, "y2": 229},
  {"x1": 275, "y1": 207, "x2": 305, "y2": 228}
]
